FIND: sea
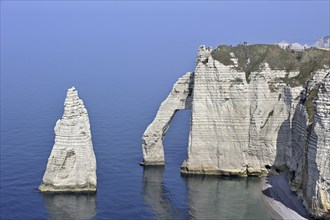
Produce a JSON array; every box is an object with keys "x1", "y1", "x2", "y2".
[
  {"x1": 1, "y1": 3, "x2": 275, "y2": 219},
  {"x1": 0, "y1": 72, "x2": 275, "y2": 219}
]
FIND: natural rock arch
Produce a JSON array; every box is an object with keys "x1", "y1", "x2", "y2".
[
  {"x1": 141, "y1": 72, "x2": 194, "y2": 165},
  {"x1": 141, "y1": 44, "x2": 330, "y2": 218}
]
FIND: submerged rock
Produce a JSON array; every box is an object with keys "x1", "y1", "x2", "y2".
[{"x1": 39, "y1": 87, "x2": 96, "y2": 192}]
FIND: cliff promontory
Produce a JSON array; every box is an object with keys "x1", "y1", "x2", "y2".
[
  {"x1": 142, "y1": 44, "x2": 329, "y2": 218},
  {"x1": 39, "y1": 87, "x2": 97, "y2": 192}
]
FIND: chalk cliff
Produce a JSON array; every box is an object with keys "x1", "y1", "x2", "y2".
[
  {"x1": 141, "y1": 72, "x2": 193, "y2": 165},
  {"x1": 182, "y1": 46, "x2": 293, "y2": 176},
  {"x1": 39, "y1": 87, "x2": 96, "y2": 192},
  {"x1": 288, "y1": 73, "x2": 330, "y2": 218},
  {"x1": 142, "y1": 44, "x2": 329, "y2": 218}
]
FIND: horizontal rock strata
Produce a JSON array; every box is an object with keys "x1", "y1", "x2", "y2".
[
  {"x1": 141, "y1": 72, "x2": 193, "y2": 165},
  {"x1": 182, "y1": 46, "x2": 292, "y2": 176},
  {"x1": 39, "y1": 87, "x2": 96, "y2": 192},
  {"x1": 288, "y1": 74, "x2": 330, "y2": 218},
  {"x1": 142, "y1": 44, "x2": 330, "y2": 218}
]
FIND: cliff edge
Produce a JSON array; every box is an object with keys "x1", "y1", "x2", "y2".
[{"x1": 141, "y1": 44, "x2": 329, "y2": 218}]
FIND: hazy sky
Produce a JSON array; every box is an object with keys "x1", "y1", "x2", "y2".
[
  {"x1": 2, "y1": 1, "x2": 329, "y2": 45},
  {"x1": 1, "y1": 1, "x2": 329, "y2": 95}
]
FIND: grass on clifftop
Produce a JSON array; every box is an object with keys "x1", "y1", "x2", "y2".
[{"x1": 211, "y1": 44, "x2": 330, "y2": 86}]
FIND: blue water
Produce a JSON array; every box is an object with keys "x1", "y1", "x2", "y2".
[
  {"x1": 1, "y1": 77, "x2": 274, "y2": 219},
  {"x1": 0, "y1": 2, "x2": 282, "y2": 219}
]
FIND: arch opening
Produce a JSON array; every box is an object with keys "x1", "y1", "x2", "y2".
[
  {"x1": 141, "y1": 72, "x2": 194, "y2": 166},
  {"x1": 163, "y1": 110, "x2": 191, "y2": 168}
]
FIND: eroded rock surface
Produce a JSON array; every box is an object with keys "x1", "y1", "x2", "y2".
[
  {"x1": 288, "y1": 74, "x2": 330, "y2": 218},
  {"x1": 182, "y1": 47, "x2": 292, "y2": 176},
  {"x1": 39, "y1": 87, "x2": 96, "y2": 192},
  {"x1": 142, "y1": 44, "x2": 330, "y2": 218},
  {"x1": 141, "y1": 72, "x2": 193, "y2": 165}
]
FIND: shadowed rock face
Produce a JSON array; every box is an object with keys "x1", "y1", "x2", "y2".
[
  {"x1": 142, "y1": 44, "x2": 330, "y2": 218},
  {"x1": 39, "y1": 87, "x2": 96, "y2": 192},
  {"x1": 309, "y1": 74, "x2": 330, "y2": 218},
  {"x1": 288, "y1": 74, "x2": 330, "y2": 219}
]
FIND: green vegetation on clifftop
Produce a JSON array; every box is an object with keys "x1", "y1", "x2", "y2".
[{"x1": 211, "y1": 44, "x2": 330, "y2": 86}]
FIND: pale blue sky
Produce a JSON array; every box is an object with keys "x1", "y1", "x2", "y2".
[
  {"x1": 1, "y1": 2, "x2": 329, "y2": 220},
  {"x1": 1, "y1": 1, "x2": 329, "y2": 95}
]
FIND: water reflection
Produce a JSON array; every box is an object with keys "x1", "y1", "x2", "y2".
[
  {"x1": 182, "y1": 175, "x2": 274, "y2": 220},
  {"x1": 42, "y1": 192, "x2": 96, "y2": 220},
  {"x1": 142, "y1": 166, "x2": 186, "y2": 219}
]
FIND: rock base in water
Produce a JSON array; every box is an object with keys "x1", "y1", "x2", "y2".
[
  {"x1": 39, "y1": 87, "x2": 97, "y2": 192},
  {"x1": 38, "y1": 184, "x2": 96, "y2": 192}
]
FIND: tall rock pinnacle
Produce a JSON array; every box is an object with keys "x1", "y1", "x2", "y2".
[{"x1": 39, "y1": 87, "x2": 97, "y2": 192}]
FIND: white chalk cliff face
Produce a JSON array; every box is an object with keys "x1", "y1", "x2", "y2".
[
  {"x1": 182, "y1": 47, "x2": 293, "y2": 176},
  {"x1": 39, "y1": 87, "x2": 96, "y2": 192},
  {"x1": 142, "y1": 45, "x2": 330, "y2": 218},
  {"x1": 143, "y1": 46, "x2": 293, "y2": 175},
  {"x1": 288, "y1": 74, "x2": 330, "y2": 218}
]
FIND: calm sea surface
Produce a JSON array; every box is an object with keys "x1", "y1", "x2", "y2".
[
  {"x1": 2, "y1": 2, "x2": 328, "y2": 219},
  {"x1": 0, "y1": 76, "x2": 275, "y2": 219},
  {"x1": 2, "y1": 3, "x2": 273, "y2": 219}
]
